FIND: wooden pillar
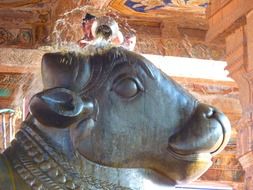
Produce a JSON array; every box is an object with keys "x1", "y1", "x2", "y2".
[{"x1": 207, "y1": 1, "x2": 253, "y2": 189}]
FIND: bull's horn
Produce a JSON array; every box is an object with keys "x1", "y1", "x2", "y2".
[{"x1": 29, "y1": 87, "x2": 94, "y2": 128}]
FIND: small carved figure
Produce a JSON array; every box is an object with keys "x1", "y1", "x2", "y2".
[{"x1": 0, "y1": 47, "x2": 231, "y2": 189}]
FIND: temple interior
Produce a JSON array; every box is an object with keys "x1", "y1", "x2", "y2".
[{"x1": 0, "y1": 0, "x2": 252, "y2": 189}]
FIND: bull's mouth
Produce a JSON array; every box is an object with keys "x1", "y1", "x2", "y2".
[
  {"x1": 167, "y1": 103, "x2": 231, "y2": 162},
  {"x1": 167, "y1": 147, "x2": 212, "y2": 162}
]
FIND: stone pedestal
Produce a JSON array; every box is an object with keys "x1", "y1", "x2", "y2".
[{"x1": 207, "y1": 1, "x2": 253, "y2": 188}]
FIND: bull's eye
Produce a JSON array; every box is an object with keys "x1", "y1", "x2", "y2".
[{"x1": 112, "y1": 76, "x2": 144, "y2": 99}]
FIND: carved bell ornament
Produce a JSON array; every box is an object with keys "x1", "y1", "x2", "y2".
[{"x1": 91, "y1": 16, "x2": 123, "y2": 42}]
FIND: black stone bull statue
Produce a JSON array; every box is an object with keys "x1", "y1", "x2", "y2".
[{"x1": 0, "y1": 47, "x2": 231, "y2": 190}]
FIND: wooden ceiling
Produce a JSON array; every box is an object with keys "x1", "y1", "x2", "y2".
[
  {"x1": 0, "y1": 0, "x2": 210, "y2": 48},
  {"x1": 109, "y1": 0, "x2": 208, "y2": 17}
]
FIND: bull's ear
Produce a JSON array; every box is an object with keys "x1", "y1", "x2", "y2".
[
  {"x1": 41, "y1": 52, "x2": 91, "y2": 92},
  {"x1": 29, "y1": 88, "x2": 94, "y2": 128}
]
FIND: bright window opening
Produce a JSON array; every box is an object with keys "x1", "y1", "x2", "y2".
[{"x1": 143, "y1": 54, "x2": 233, "y2": 81}]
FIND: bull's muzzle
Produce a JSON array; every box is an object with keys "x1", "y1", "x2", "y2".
[{"x1": 167, "y1": 103, "x2": 231, "y2": 159}]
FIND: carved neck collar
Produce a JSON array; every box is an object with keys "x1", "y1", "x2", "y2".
[
  {"x1": 5, "y1": 122, "x2": 172, "y2": 190},
  {"x1": 5, "y1": 122, "x2": 133, "y2": 190}
]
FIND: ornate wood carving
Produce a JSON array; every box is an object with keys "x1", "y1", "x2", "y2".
[
  {"x1": 207, "y1": 1, "x2": 253, "y2": 188},
  {"x1": 0, "y1": 48, "x2": 43, "y2": 66},
  {"x1": 0, "y1": 9, "x2": 49, "y2": 25},
  {"x1": 0, "y1": 28, "x2": 32, "y2": 47},
  {"x1": 129, "y1": 21, "x2": 225, "y2": 59},
  {"x1": 161, "y1": 38, "x2": 225, "y2": 60},
  {"x1": 135, "y1": 37, "x2": 164, "y2": 55},
  {"x1": 201, "y1": 154, "x2": 244, "y2": 182},
  {"x1": 0, "y1": 0, "x2": 51, "y2": 48},
  {"x1": 0, "y1": 74, "x2": 25, "y2": 85},
  {"x1": 0, "y1": 72, "x2": 36, "y2": 110},
  {"x1": 206, "y1": 0, "x2": 251, "y2": 42},
  {"x1": 0, "y1": 0, "x2": 44, "y2": 8}
]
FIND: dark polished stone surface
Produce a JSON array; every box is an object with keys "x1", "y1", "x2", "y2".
[{"x1": 0, "y1": 47, "x2": 231, "y2": 189}]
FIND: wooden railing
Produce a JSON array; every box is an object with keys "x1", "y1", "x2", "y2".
[{"x1": 0, "y1": 108, "x2": 15, "y2": 151}]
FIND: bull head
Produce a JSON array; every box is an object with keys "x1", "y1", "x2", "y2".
[{"x1": 29, "y1": 47, "x2": 231, "y2": 186}]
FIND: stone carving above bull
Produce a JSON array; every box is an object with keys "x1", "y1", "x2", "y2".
[{"x1": 0, "y1": 47, "x2": 231, "y2": 190}]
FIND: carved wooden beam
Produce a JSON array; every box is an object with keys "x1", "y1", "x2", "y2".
[
  {"x1": 0, "y1": 0, "x2": 47, "y2": 8},
  {"x1": 206, "y1": 0, "x2": 250, "y2": 42},
  {"x1": 131, "y1": 20, "x2": 225, "y2": 60},
  {"x1": 0, "y1": 48, "x2": 43, "y2": 67},
  {"x1": 0, "y1": 65, "x2": 39, "y2": 74},
  {"x1": 0, "y1": 0, "x2": 52, "y2": 48}
]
